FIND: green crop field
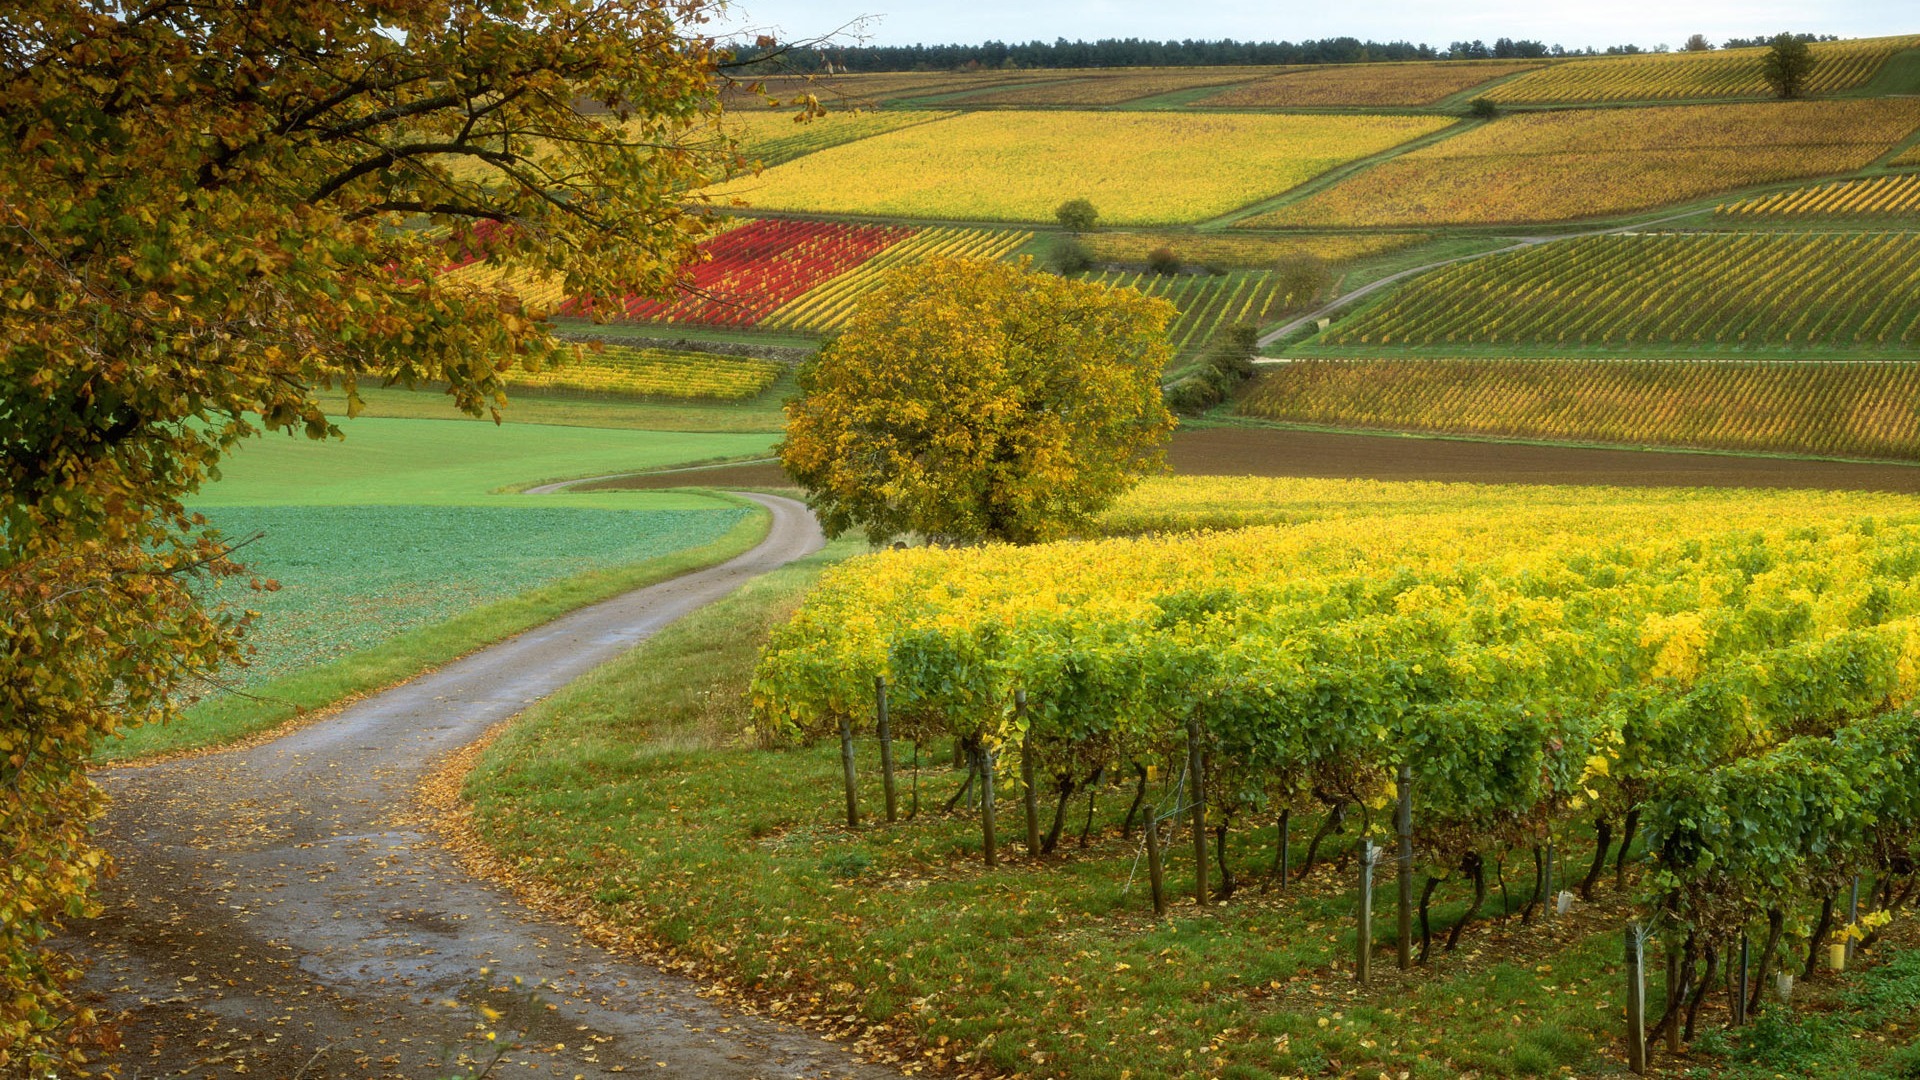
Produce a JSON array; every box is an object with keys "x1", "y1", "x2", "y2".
[
  {"x1": 1239, "y1": 358, "x2": 1920, "y2": 459},
  {"x1": 1084, "y1": 269, "x2": 1297, "y2": 357},
  {"x1": 1318, "y1": 232, "x2": 1920, "y2": 352},
  {"x1": 102, "y1": 419, "x2": 777, "y2": 759}
]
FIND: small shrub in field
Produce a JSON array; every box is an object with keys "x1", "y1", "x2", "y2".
[
  {"x1": 1049, "y1": 236, "x2": 1095, "y2": 274},
  {"x1": 1146, "y1": 246, "x2": 1181, "y2": 274},
  {"x1": 1468, "y1": 96, "x2": 1499, "y2": 118}
]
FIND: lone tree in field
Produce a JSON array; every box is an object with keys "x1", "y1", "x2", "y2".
[
  {"x1": 1761, "y1": 32, "x2": 1815, "y2": 98},
  {"x1": 0, "y1": 1, "x2": 755, "y2": 1068},
  {"x1": 1055, "y1": 197, "x2": 1100, "y2": 232},
  {"x1": 780, "y1": 258, "x2": 1176, "y2": 545},
  {"x1": 1682, "y1": 33, "x2": 1713, "y2": 52}
]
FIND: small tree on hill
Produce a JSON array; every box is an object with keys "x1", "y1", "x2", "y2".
[
  {"x1": 1762, "y1": 32, "x2": 1815, "y2": 98},
  {"x1": 1275, "y1": 255, "x2": 1334, "y2": 310},
  {"x1": 780, "y1": 258, "x2": 1176, "y2": 545},
  {"x1": 1467, "y1": 96, "x2": 1499, "y2": 118},
  {"x1": 1056, "y1": 197, "x2": 1100, "y2": 232},
  {"x1": 1146, "y1": 246, "x2": 1182, "y2": 274},
  {"x1": 1682, "y1": 33, "x2": 1714, "y2": 52}
]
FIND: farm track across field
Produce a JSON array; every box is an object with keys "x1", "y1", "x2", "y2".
[{"x1": 69, "y1": 494, "x2": 900, "y2": 1080}]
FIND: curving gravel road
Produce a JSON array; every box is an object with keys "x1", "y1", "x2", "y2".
[{"x1": 72, "y1": 493, "x2": 901, "y2": 1079}]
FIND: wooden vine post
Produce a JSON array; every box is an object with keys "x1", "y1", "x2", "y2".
[
  {"x1": 1357, "y1": 838, "x2": 1378, "y2": 984},
  {"x1": 875, "y1": 677, "x2": 898, "y2": 824},
  {"x1": 1625, "y1": 926, "x2": 1648, "y2": 1074},
  {"x1": 1144, "y1": 803, "x2": 1167, "y2": 916},
  {"x1": 1542, "y1": 840, "x2": 1556, "y2": 920},
  {"x1": 1019, "y1": 691, "x2": 1041, "y2": 857},
  {"x1": 1733, "y1": 933, "x2": 1749, "y2": 1028},
  {"x1": 1188, "y1": 715, "x2": 1208, "y2": 906},
  {"x1": 837, "y1": 714, "x2": 860, "y2": 829},
  {"x1": 1396, "y1": 763, "x2": 1414, "y2": 971},
  {"x1": 980, "y1": 744, "x2": 999, "y2": 867}
]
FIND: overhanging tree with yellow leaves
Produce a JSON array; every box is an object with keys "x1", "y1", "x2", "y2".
[
  {"x1": 779, "y1": 257, "x2": 1178, "y2": 546},
  {"x1": 0, "y1": 0, "x2": 757, "y2": 1069}
]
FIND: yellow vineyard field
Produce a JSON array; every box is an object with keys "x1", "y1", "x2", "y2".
[
  {"x1": 1197, "y1": 59, "x2": 1542, "y2": 107},
  {"x1": 1486, "y1": 35, "x2": 1918, "y2": 102},
  {"x1": 716, "y1": 110, "x2": 1453, "y2": 226},
  {"x1": 1719, "y1": 172, "x2": 1920, "y2": 217},
  {"x1": 761, "y1": 228, "x2": 1033, "y2": 333},
  {"x1": 1082, "y1": 230, "x2": 1426, "y2": 269},
  {"x1": 951, "y1": 67, "x2": 1279, "y2": 106},
  {"x1": 1894, "y1": 144, "x2": 1920, "y2": 166},
  {"x1": 725, "y1": 109, "x2": 956, "y2": 167},
  {"x1": 511, "y1": 346, "x2": 782, "y2": 400},
  {"x1": 1247, "y1": 99, "x2": 1920, "y2": 227}
]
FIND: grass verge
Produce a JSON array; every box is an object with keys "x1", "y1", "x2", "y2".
[
  {"x1": 98, "y1": 504, "x2": 772, "y2": 763},
  {"x1": 451, "y1": 531, "x2": 1920, "y2": 1080}
]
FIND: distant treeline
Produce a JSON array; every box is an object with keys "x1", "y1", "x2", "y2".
[{"x1": 735, "y1": 33, "x2": 1842, "y2": 73}]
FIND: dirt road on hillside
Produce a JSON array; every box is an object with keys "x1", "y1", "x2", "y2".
[{"x1": 71, "y1": 494, "x2": 902, "y2": 1079}]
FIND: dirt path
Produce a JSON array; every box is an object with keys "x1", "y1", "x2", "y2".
[{"x1": 72, "y1": 493, "x2": 901, "y2": 1079}]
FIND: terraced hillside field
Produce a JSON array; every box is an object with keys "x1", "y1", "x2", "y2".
[
  {"x1": 945, "y1": 66, "x2": 1278, "y2": 106},
  {"x1": 1240, "y1": 358, "x2": 1920, "y2": 459},
  {"x1": 760, "y1": 227, "x2": 1032, "y2": 332},
  {"x1": 1485, "y1": 34, "x2": 1919, "y2": 102},
  {"x1": 1195, "y1": 58, "x2": 1543, "y2": 107},
  {"x1": 509, "y1": 346, "x2": 783, "y2": 400},
  {"x1": 726, "y1": 108, "x2": 955, "y2": 167},
  {"x1": 1719, "y1": 173, "x2": 1920, "y2": 218},
  {"x1": 1321, "y1": 231, "x2": 1920, "y2": 351},
  {"x1": 718, "y1": 110, "x2": 1453, "y2": 225},
  {"x1": 1248, "y1": 99, "x2": 1920, "y2": 227},
  {"x1": 1085, "y1": 270, "x2": 1295, "y2": 356},
  {"x1": 1081, "y1": 230, "x2": 1426, "y2": 269}
]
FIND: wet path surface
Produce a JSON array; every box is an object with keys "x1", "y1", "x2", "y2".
[{"x1": 73, "y1": 494, "x2": 901, "y2": 1079}]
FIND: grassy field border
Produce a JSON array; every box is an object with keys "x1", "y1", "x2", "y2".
[{"x1": 97, "y1": 497, "x2": 773, "y2": 764}]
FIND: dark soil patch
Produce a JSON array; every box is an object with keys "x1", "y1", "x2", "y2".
[{"x1": 583, "y1": 428, "x2": 1920, "y2": 494}]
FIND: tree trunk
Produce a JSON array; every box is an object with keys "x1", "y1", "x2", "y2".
[
  {"x1": 942, "y1": 749, "x2": 977, "y2": 814},
  {"x1": 1684, "y1": 940, "x2": 1718, "y2": 1043},
  {"x1": 1445, "y1": 853, "x2": 1486, "y2": 952},
  {"x1": 1802, "y1": 893, "x2": 1836, "y2": 980},
  {"x1": 1494, "y1": 851, "x2": 1510, "y2": 922},
  {"x1": 1417, "y1": 875, "x2": 1442, "y2": 964},
  {"x1": 1079, "y1": 765, "x2": 1104, "y2": 847},
  {"x1": 1043, "y1": 776, "x2": 1075, "y2": 854},
  {"x1": 1580, "y1": 817, "x2": 1612, "y2": 901},
  {"x1": 1262, "y1": 808, "x2": 1291, "y2": 893},
  {"x1": 1301, "y1": 801, "x2": 1347, "y2": 876},
  {"x1": 1748, "y1": 909, "x2": 1785, "y2": 1017},
  {"x1": 1122, "y1": 763, "x2": 1147, "y2": 840},
  {"x1": 1614, "y1": 808, "x2": 1640, "y2": 889},
  {"x1": 1647, "y1": 933, "x2": 1698, "y2": 1060},
  {"x1": 1521, "y1": 845, "x2": 1544, "y2": 925}
]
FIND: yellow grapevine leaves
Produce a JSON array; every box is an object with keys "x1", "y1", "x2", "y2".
[{"x1": 718, "y1": 110, "x2": 1452, "y2": 225}]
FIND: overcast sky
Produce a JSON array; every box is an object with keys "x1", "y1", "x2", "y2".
[{"x1": 718, "y1": 1, "x2": 1914, "y2": 51}]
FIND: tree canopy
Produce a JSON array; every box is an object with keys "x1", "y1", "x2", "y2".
[
  {"x1": 779, "y1": 258, "x2": 1177, "y2": 546},
  {"x1": 1761, "y1": 32, "x2": 1815, "y2": 98},
  {"x1": 0, "y1": 1, "x2": 745, "y2": 1068}
]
